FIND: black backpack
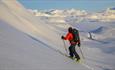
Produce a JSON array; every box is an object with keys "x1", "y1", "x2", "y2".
[{"x1": 72, "y1": 29, "x2": 80, "y2": 43}]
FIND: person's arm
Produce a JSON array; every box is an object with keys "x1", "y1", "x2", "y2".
[
  {"x1": 63, "y1": 33, "x2": 70, "y2": 40},
  {"x1": 62, "y1": 33, "x2": 73, "y2": 41},
  {"x1": 61, "y1": 33, "x2": 70, "y2": 40}
]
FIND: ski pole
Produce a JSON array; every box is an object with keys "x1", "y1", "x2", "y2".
[
  {"x1": 62, "y1": 40, "x2": 68, "y2": 54},
  {"x1": 79, "y1": 47, "x2": 85, "y2": 60}
]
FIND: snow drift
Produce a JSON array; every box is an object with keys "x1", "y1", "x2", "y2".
[{"x1": 0, "y1": 0, "x2": 66, "y2": 52}]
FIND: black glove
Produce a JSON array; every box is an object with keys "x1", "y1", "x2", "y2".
[
  {"x1": 61, "y1": 36, "x2": 64, "y2": 39},
  {"x1": 78, "y1": 42, "x2": 80, "y2": 47}
]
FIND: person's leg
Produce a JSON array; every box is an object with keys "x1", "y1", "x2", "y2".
[
  {"x1": 72, "y1": 44, "x2": 80, "y2": 60},
  {"x1": 69, "y1": 45, "x2": 74, "y2": 57}
]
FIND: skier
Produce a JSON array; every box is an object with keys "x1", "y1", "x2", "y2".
[{"x1": 61, "y1": 27, "x2": 80, "y2": 62}]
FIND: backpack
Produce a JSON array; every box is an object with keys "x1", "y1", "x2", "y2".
[{"x1": 72, "y1": 29, "x2": 80, "y2": 43}]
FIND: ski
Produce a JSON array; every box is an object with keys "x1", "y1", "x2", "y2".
[
  {"x1": 56, "y1": 49, "x2": 81, "y2": 63},
  {"x1": 56, "y1": 49, "x2": 94, "y2": 70}
]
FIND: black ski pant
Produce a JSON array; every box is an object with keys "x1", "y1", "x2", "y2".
[{"x1": 69, "y1": 44, "x2": 80, "y2": 60}]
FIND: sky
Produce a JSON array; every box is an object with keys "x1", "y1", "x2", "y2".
[{"x1": 18, "y1": 0, "x2": 115, "y2": 12}]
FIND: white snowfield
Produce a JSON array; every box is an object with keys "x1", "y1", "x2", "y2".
[{"x1": 0, "y1": 0, "x2": 115, "y2": 70}]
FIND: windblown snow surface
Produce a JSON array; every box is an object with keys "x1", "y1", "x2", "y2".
[{"x1": 0, "y1": 0, "x2": 115, "y2": 70}]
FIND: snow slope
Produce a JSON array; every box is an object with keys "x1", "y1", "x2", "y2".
[
  {"x1": 0, "y1": 0, "x2": 115, "y2": 70},
  {"x1": 0, "y1": 20, "x2": 89, "y2": 70},
  {"x1": 0, "y1": 0, "x2": 86, "y2": 70},
  {"x1": 0, "y1": 0, "x2": 66, "y2": 52},
  {"x1": 0, "y1": 0, "x2": 88, "y2": 70}
]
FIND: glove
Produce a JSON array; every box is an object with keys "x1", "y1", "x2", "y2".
[
  {"x1": 61, "y1": 36, "x2": 64, "y2": 39},
  {"x1": 78, "y1": 42, "x2": 80, "y2": 47}
]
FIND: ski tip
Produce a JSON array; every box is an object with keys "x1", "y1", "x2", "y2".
[{"x1": 76, "y1": 59, "x2": 83, "y2": 63}]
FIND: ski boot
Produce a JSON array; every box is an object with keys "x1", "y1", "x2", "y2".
[{"x1": 76, "y1": 58, "x2": 81, "y2": 63}]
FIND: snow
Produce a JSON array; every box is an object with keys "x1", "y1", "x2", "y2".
[
  {"x1": 0, "y1": 0, "x2": 115, "y2": 70},
  {"x1": 0, "y1": 20, "x2": 86, "y2": 70}
]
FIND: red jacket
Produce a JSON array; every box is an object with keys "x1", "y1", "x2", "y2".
[
  {"x1": 64, "y1": 32, "x2": 79, "y2": 45},
  {"x1": 64, "y1": 32, "x2": 75, "y2": 44},
  {"x1": 64, "y1": 32, "x2": 73, "y2": 41}
]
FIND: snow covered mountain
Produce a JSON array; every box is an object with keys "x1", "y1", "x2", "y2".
[
  {"x1": 0, "y1": 0, "x2": 115, "y2": 70},
  {"x1": 31, "y1": 8, "x2": 115, "y2": 23},
  {"x1": 30, "y1": 9, "x2": 87, "y2": 17}
]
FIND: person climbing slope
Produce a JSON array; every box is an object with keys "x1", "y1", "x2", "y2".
[{"x1": 61, "y1": 27, "x2": 81, "y2": 62}]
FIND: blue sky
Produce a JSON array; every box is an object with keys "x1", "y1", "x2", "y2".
[{"x1": 18, "y1": 0, "x2": 115, "y2": 12}]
